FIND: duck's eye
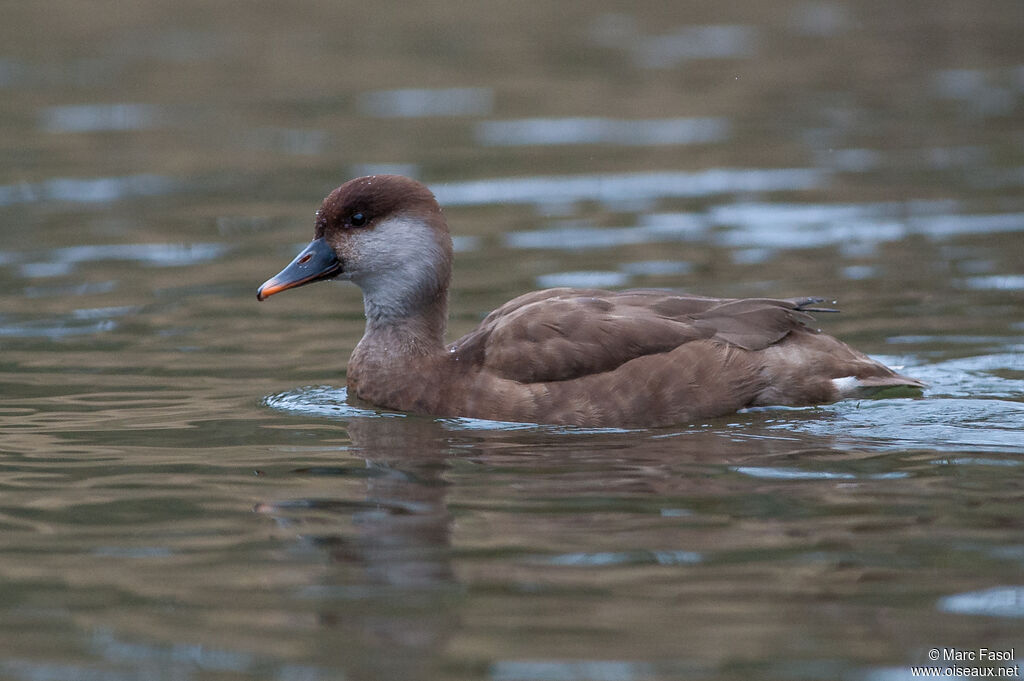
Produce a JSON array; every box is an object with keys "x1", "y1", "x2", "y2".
[{"x1": 350, "y1": 212, "x2": 367, "y2": 227}]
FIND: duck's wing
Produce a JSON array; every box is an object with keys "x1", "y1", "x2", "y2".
[
  {"x1": 449, "y1": 288, "x2": 826, "y2": 384},
  {"x1": 686, "y1": 296, "x2": 831, "y2": 351}
]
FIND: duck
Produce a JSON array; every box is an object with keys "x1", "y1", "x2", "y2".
[{"x1": 257, "y1": 174, "x2": 924, "y2": 428}]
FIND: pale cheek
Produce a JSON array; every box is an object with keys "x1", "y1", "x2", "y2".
[
  {"x1": 339, "y1": 216, "x2": 448, "y2": 292},
  {"x1": 333, "y1": 241, "x2": 365, "y2": 276},
  {"x1": 345, "y1": 242, "x2": 385, "y2": 278}
]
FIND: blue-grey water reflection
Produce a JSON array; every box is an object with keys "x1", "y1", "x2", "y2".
[{"x1": 1, "y1": 0, "x2": 1023, "y2": 680}]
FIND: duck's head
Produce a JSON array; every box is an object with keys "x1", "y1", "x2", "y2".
[{"x1": 257, "y1": 175, "x2": 453, "y2": 320}]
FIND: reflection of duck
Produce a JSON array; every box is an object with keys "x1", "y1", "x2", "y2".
[
  {"x1": 258, "y1": 175, "x2": 923, "y2": 427},
  {"x1": 256, "y1": 415, "x2": 457, "y2": 679}
]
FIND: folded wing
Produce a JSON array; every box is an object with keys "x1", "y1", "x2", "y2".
[{"x1": 450, "y1": 288, "x2": 827, "y2": 384}]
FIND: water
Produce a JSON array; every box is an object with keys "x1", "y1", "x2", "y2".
[{"x1": 2, "y1": 1, "x2": 1023, "y2": 679}]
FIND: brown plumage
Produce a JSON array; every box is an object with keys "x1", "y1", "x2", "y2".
[{"x1": 258, "y1": 175, "x2": 924, "y2": 428}]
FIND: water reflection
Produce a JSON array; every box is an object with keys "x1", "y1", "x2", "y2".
[
  {"x1": 0, "y1": 174, "x2": 176, "y2": 206},
  {"x1": 0, "y1": 302, "x2": 146, "y2": 339},
  {"x1": 505, "y1": 224, "x2": 665, "y2": 250},
  {"x1": 619, "y1": 260, "x2": 692, "y2": 276},
  {"x1": 631, "y1": 25, "x2": 756, "y2": 68},
  {"x1": 2, "y1": 0, "x2": 1023, "y2": 677},
  {"x1": 534, "y1": 549, "x2": 702, "y2": 567},
  {"x1": 587, "y1": 17, "x2": 757, "y2": 69},
  {"x1": 932, "y1": 68, "x2": 1019, "y2": 117},
  {"x1": 349, "y1": 163, "x2": 420, "y2": 180},
  {"x1": 5, "y1": 242, "x2": 226, "y2": 291},
  {"x1": 22, "y1": 281, "x2": 118, "y2": 299},
  {"x1": 491, "y1": 659, "x2": 667, "y2": 681},
  {"x1": 714, "y1": 204, "x2": 1024, "y2": 249},
  {"x1": 40, "y1": 103, "x2": 162, "y2": 133},
  {"x1": 730, "y1": 465, "x2": 908, "y2": 480},
  {"x1": 46, "y1": 243, "x2": 226, "y2": 267},
  {"x1": 258, "y1": 416, "x2": 458, "y2": 681},
  {"x1": 476, "y1": 117, "x2": 729, "y2": 147},
  {"x1": 357, "y1": 87, "x2": 494, "y2": 118},
  {"x1": 789, "y1": 1, "x2": 849, "y2": 36},
  {"x1": 534, "y1": 270, "x2": 630, "y2": 289},
  {"x1": 499, "y1": 196, "x2": 1024, "y2": 264},
  {"x1": 0, "y1": 317, "x2": 117, "y2": 338},
  {"x1": 937, "y1": 586, "x2": 1024, "y2": 618},
  {"x1": 433, "y1": 168, "x2": 825, "y2": 207},
  {"x1": 960, "y1": 275, "x2": 1024, "y2": 291},
  {"x1": 240, "y1": 127, "x2": 328, "y2": 155},
  {"x1": 246, "y1": 405, "x2": 1024, "y2": 679}
]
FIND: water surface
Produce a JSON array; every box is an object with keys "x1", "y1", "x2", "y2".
[{"x1": 1, "y1": 1, "x2": 1023, "y2": 680}]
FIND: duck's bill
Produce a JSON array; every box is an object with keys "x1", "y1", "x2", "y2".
[{"x1": 257, "y1": 238, "x2": 343, "y2": 301}]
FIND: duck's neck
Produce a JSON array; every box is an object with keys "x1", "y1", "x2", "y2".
[
  {"x1": 346, "y1": 283, "x2": 451, "y2": 411},
  {"x1": 359, "y1": 289, "x2": 449, "y2": 358},
  {"x1": 344, "y1": 219, "x2": 454, "y2": 411},
  {"x1": 351, "y1": 224, "x2": 451, "y2": 358}
]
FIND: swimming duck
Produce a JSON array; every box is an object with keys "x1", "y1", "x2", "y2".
[{"x1": 257, "y1": 174, "x2": 923, "y2": 427}]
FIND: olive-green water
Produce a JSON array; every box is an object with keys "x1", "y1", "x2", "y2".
[{"x1": 1, "y1": 1, "x2": 1023, "y2": 680}]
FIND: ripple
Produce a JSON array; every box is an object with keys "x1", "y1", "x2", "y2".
[
  {"x1": 439, "y1": 417, "x2": 634, "y2": 435},
  {"x1": 709, "y1": 201, "x2": 1024, "y2": 249},
  {"x1": 49, "y1": 243, "x2": 226, "y2": 267},
  {"x1": 90, "y1": 628, "x2": 254, "y2": 671},
  {"x1": 730, "y1": 466, "x2": 909, "y2": 480},
  {"x1": 817, "y1": 147, "x2": 882, "y2": 172},
  {"x1": 960, "y1": 275, "x2": 1024, "y2": 290},
  {"x1": 71, "y1": 306, "x2": 141, "y2": 320},
  {"x1": 9, "y1": 243, "x2": 228, "y2": 279},
  {"x1": 911, "y1": 212, "x2": 1024, "y2": 238},
  {"x1": 240, "y1": 127, "x2": 327, "y2": 155},
  {"x1": 476, "y1": 117, "x2": 729, "y2": 147},
  {"x1": 505, "y1": 225, "x2": 658, "y2": 250},
  {"x1": 23, "y1": 281, "x2": 118, "y2": 298},
  {"x1": 932, "y1": 68, "x2": 1017, "y2": 116},
  {"x1": 356, "y1": 87, "x2": 493, "y2": 118},
  {"x1": 0, "y1": 306, "x2": 137, "y2": 334},
  {"x1": 40, "y1": 103, "x2": 161, "y2": 133},
  {"x1": 633, "y1": 25, "x2": 757, "y2": 69},
  {"x1": 911, "y1": 353, "x2": 1024, "y2": 397},
  {"x1": 731, "y1": 248, "x2": 776, "y2": 264},
  {"x1": 264, "y1": 385, "x2": 402, "y2": 419},
  {"x1": 451, "y1": 235, "x2": 481, "y2": 252},
  {"x1": 887, "y1": 335, "x2": 1023, "y2": 346},
  {"x1": 433, "y1": 168, "x2": 826, "y2": 208},
  {"x1": 937, "y1": 586, "x2": 1024, "y2": 617},
  {"x1": 0, "y1": 174, "x2": 177, "y2": 206},
  {"x1": 779, "y1": 398, "x2": 1024, "y2": 454},
  {"x1": 535, "y1": 271, "x2": 631, "y2": 289},
  {"x1": 638, "y1": 212, "x2": 709, "y2": 237},
  {"x1": 841, "y1": 265, "x2": 878, "y2": 280},
  {"x1": 536, "y1": 549, "x2": 702, "y2": 567},
  {"x1": 265, "y1": 392, "x2": 637, "y2": 433},
  {"x1": 789, "y1": 2, "x2": 849, "y2": 36},
  {"x1": 750, "y1": 352, "x2": 1024, "y2": 453},
  {"x1": 929, "y1": 457, "x2": 1023, "y2": 467},
  {"x1": 620, "y1": 260, "x2": 692, "y2": 276},
  {"x1": 438, "y1": 417, "x2": 545, "y2": 432},
  {"x1": 349, "y1": 162, "x2": 420, "y2": 179},
  {"x1": 0, "y1": 318, "x2": 117, "y2": 338},
  {"x1": 92, "y1": 546, "x2": 173, "y2": 558},
  {"x1": 504, "y1": 213, "x2": 706, "y2": 252},
  {"x1": 19, "y1": 262, "x2": 75, "y2": 278},
  {"x1": 0, "y1": 627, "x2": 334, "y2": 681},
  {"x1": 708, "y1": 200, "x2": 952, "y2": 229},
  {"x1": 491, "y1": 659, "x2": 659, "y2": 681}
]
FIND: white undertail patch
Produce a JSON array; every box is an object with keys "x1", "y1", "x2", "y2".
[{"x1": 831, "y1": 376, "x2": 861, "y2": 397}]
